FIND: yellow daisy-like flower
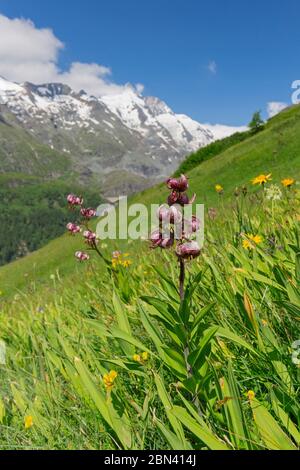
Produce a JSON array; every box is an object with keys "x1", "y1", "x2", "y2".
[
  {"x1": 122, "y1": 260, "x2": 132, "y2": 268},
  {"x1": 111, "y1": 252, "x2": 132, "y2": 269},
  {"x1": 103, "y1": 370, "x2": 118, "y2": 390},
  {"x1": 141, "y1": 352, "x2": 149, "y2": 361},
  {"x1": 251, "y1": 174, "x2": 272, "y2": 185},
  {"x1": 247, "y1": 390, "x2": 255, "y2": 401},
  {"x1": 281, "y1": 178, "x2": 295, "y2": 188},
  {"x1": 242, "y1": 234, "x2": 263, "y2": 250},
  {"x1": 133, "y1": 351, "x2": 149, "y2": 363},
  {"x1": 215, "y1": 184, "x2": 224, "y2": 193},
  {"x1": 24, "y1": 415, "x2": 34, "y2": 429},
  {"x1": 251, "y1": 235, "x2": 263, "y2": 244}
]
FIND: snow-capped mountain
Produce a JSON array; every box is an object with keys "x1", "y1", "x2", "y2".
[{"x1": 0, "y1": 76, "x2": 246, "y2": 192}]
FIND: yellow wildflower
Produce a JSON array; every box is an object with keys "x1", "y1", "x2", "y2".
[
  {"x1": 215, "y1": 184, "x2": 223, "y2": 193},
  {"x1": 111, "y1": 251, "x2": 132, "y2": 269},
  {"x1": 262, "y1": 319, "x2": 268, "y2": 327},
  {"x1": 252, "y1": 174, "x2": 272, "y2": 185},
  {"x1": 252, "y1": 235, "x2": 263, "y2": 244},
  {"x1": 243, "y1": 234, "x2": 263, "y2": 250},
  {"x1": 103, "y1": 370, "x2": 118, "y2": 390},
  {"x1": 24, "y1": 415, "x2": 33, "y2": 429},
  {"x1": 247, "y1": 390, "x2": 255, "y2": 401},
  {"x1": 133, "y1": 352, "x2": 149, "y2": 363},
  {"x1": 281, "y1": 178, "x2": 295, "y2": 188},
  {"x1": 122, "y1": 260, "x2": 132, "y2": 268},
  {"x1": 141, "y1": 352, "x2": 149, "y2": 361}
]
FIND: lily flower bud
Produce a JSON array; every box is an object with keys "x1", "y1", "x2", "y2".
[
  {"x1": 166, "y1": 174, "x2": 188, "y2": 192},
  {"x1": 67, "y1": 194, "x2": 83, "y2": 206},
  {"x1": 184, "y1": 216, "x2": 200, "y2": 234},
  {"x1": 169, "y1": 205, "x2": 182, "y2": 224},
  {"x1": 83, "y1": 230, "x2": 97, "y2": 245},
  {"x1": 176, "y1": 241, "x2": 200, "y2": 259},
  {"x1": 167, "y1": 191, "x2": 178, "y2": 206},
  {"x1": 176, "y1": 193, "x2": 190, "y2": 206},
  {"x1": 80, "y1": 208, "x2": 96, "y2": 219},
  {"x1": 166, "y1": 177, "x2": 179, "y2": 190},
  {"x1": 157, "y1": 204, "x2": 182, "y2": 224},
  {"x1": 75, "y1": 251, "x2": 90, "y2": 261},
  {"x1": 177, "y1": 174, "x2": 189, "y2": 192},
  {"x1": 66, "y1": 222, "x2": 81, "y2": 234},
  {"x1": 150, "y1": 229, "x2": 174, "y2": 249}
]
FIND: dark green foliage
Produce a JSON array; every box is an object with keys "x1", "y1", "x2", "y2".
[
  {"x1": 0, "y1": 177, "x2": 102, "y2": 266},
  {"x1": 174, "y1": 130, "x2": 251, "y2": 176},
  {"x1": 249, "y1": 110, "x2": 265, "y2": 134}
]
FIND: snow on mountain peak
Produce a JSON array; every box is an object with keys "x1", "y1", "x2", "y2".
[{"x1": 0, "y1": 75, "x2": 247, "y2": 184}]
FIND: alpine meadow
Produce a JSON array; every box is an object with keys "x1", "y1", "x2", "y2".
[{"x1": 0, "y1": 1, "x2": 300, "y2": 455}]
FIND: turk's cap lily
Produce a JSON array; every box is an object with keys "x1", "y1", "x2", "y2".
[
  {"x1": 176, "y1": 240, "x2": 201, "y2": 259},
  {"x1": 157, "y1": 204, "x2": 182, "y2": 224},
  {"x1": 75, "y1": 251, "x2": 90, "y2": 261},
  {"x1": 183, "y1": 216, "x2": 201, "y2": 234},
  {"x1": 150, "y1": 229, "x2": 174, "y2": 249},
  {"x1": 83, "y1": 230, "x2": 97, "y2": 241},
  {"x1": 167, "y1": 190, "x2": 178, "y2": 205},
  {"x1": 67, "y1": 194, "x2": 83, "y2": 206},
  {"x1": 166, "y1": 174, "x2": 188, "y2": 192},
  {"x1": 168, "y1": 192, "x2": 196, "y2": 206},
  {"x1": 66, "y1": 222, "x2": 81, "y2": 233},
  {"x1": 80, "y1": 207, "x2": 96, "y2": 218}
]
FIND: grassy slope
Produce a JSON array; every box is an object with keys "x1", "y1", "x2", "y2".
[
  {"x1": 0, "y1": 120, "x2": 72, "y2": 178},
  {"x1": 1, "y1": 105, "x2": 300, "y2": 298},
  {"x1": 133, "y1": 104, "x2": 300, "y2": 207},
  {"x1": 0, "y1": 154, "x2": 299, "y2": 449}
]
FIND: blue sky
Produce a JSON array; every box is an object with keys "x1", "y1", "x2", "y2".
[{"x1": 0, "y1": 0, "x2": 299, "y2": 125}]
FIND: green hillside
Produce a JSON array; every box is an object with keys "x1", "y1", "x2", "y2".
[
  {"x1": 0, "y1": 118, "x2": 72, "y2": 177},
  {"x1": 1, "y1": 105, "x2": 300, "y2": 298},
  {"x1": 134, "y1": 104, "x2": 300, "y2": 207},
  {"x1": 0, "y1": 173, "x2": 102, "y2": 267}
]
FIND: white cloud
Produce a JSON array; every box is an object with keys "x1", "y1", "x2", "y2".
[
  {"x1": 0, "y1": 14, "x2": 142, "y2": 96},
  {"x1": 207, "y1": 60, "x2": 217, "y2": 75},
  {"x1": 204, "y1": 123, "x2": 248, "y2": 140},
  {"x1": 267, "y1": 101, "x2": 288, "y2": 118},
  {"x1": 59, "y1": 63, "x2": 127, "y2": 96}
]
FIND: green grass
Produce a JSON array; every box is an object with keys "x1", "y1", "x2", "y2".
[{"x1": 0, "y1": 181, "x2": 299, "y2": 449}]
